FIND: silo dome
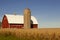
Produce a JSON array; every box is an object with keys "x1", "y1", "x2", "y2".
[{"x1": 24, "y1": 8, "x2": 31, "y2": 14}]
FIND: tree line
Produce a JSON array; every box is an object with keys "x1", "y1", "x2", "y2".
[{"x1": 0, "y1": 21, "x2": 1, "y2": 27}]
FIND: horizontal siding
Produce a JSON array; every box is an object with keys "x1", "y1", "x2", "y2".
[
  {"x1": 10, "y1": 24, "x2": 24, "y2": 28},
  {"x1": 10, "y1": 24, "x2": 38, "y2": 28}
]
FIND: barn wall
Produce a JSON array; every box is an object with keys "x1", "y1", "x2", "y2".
[
  {"x1": 2, "y1": 15, "x2": 9, "y2": 28},
  {"x1": 10, "y1": 24, "x2": 24, "y2": 28},
  {"x1": 31, "y1": 24, "x2": 38, "y2": 28},
  {"x1": 10, "y1": 24, "x2": 38, "y2": 28}
]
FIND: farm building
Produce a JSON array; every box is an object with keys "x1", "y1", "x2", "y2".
[{"x1": 2, "y1": 14, "x2": 38, "y2": 28}]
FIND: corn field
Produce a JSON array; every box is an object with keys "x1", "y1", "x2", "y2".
[{"x1": 0, "y1": 28, "x2": 60, "y2": 40}]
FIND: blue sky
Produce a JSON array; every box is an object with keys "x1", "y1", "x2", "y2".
[{"x1": 0, "y1": 0, "x2": 60, "y2": 28}]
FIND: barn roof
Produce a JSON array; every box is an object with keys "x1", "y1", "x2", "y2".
[{"x1": 5, "y1": 14, "x2": 38, "y2": 24}]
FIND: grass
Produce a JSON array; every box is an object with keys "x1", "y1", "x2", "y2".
[
  {"x1": 0, "y1": 28, "x2": 60, "y2": 40},
  {"x1": 0, "y1": 35, "x2": 19, "y2": 40}
]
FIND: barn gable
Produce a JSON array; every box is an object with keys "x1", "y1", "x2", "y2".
[{"x1": 5, "y1": 14, "x2": 38, "y2": 24}]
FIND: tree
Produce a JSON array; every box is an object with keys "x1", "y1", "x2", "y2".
[{"x1": 0, "y1": 21, "x2": 1, "y2": 27}]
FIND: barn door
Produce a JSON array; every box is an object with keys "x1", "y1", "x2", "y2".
[{"x1": 31, "y1": 20, "x2": 33, "y2": 28}]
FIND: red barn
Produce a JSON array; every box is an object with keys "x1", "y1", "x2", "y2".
[{"x1": 2, "y1": 14, "x2": 38, "y2": 28}]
